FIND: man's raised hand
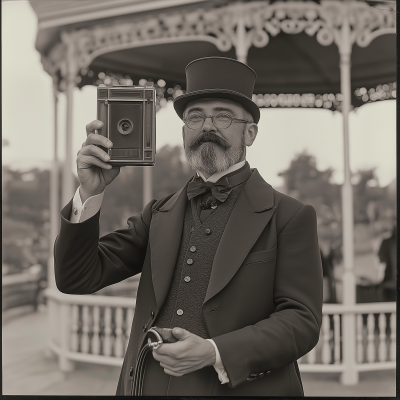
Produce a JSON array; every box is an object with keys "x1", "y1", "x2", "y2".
[
  {"x1": 152, "y1": 327, "x2": 216, "y2": 377},
  {"x1": 77, "y1": 120, "x2": 120, "y2": 202}
]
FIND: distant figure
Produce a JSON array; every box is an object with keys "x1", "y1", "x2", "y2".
[
  {"x1": 31, "y1": 264, "x2": 46, "y2": 311},
  {"x1": 378, "y1": 225, "x2": 396, "y2": 302},
  {"x1": 320, "y1": 249, "x2": 337, "y2": 303}
]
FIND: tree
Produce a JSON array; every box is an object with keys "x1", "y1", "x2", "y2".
[
  {"x1": 278, "y1": 151, "x2": 342, "y2": 251},
  {"x1": 2, "y1": 166, "x2": 79, "y2": 274}
]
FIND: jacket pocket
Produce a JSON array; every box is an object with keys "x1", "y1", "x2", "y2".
[{"x1": 242, "y1": 246, "x2": 277, "y2": 265}]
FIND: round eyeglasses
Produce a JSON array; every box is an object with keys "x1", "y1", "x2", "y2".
[{"x1": 183, "y1": 112, "x2": 251, "y2": 130}]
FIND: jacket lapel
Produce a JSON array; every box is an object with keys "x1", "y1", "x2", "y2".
[
  {"x1": 149, "y1": 182, "x2": 189, "y2": 311},
  {"x1": 204, "y1": 169, "x2": 276, "y2": 304}
]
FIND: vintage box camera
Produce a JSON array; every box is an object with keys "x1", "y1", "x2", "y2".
[{"x1": 97, "y1": 83, "x2": 156, "y2": 166}]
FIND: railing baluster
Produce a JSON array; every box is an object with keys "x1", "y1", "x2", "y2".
[
  {"x1": 390, "y1": 313, "x2": 396, "y2": 361},
  {"x1": 333, "y1": 313, "x2": 340, "y2": 364},
  {"x1": 367, "y1": 314, "x2": 375, "y2": 363},
  {"x1": 92, "y1": 306, "x2": 100, "y2": 355},
  {"x1": 356, "y1": 314, "x2": 363, "y2": 363},
  {"x1": 378, "y1": 313, "x2": 386, "y2": 362},
  {"x1": 103, "y1": 306, "x2": 112, "y2": 357},
  {"x1": 321, "y1": 314, "x2": 331, "y2": 364},
  {"x1": 125, "y1": 307, "x2": 134, "y2": 350},
  {"x1": 115, "y1": 307, "x2": 124, "y2": 358},
  {"x1": 70, "y1": 304, "x2": 79, "y2": 352},
  {"x1": 81, "y1": 305, "x2": 90, "y2": 353},
  {"x1": 307, "y1": 346, "x2": 316, "y2": 364}
]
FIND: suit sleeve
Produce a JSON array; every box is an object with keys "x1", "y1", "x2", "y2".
[
  {"x1": 212, "y1": 204, "x2": 323, "y2": 388},
  {"x1": 54, "y1": 198, "x2": 157, "y2": 294}
]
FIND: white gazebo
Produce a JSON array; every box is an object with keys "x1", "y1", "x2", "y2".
[{"x1": 30, "y1": 0, "x2": 396, "y2": 385}]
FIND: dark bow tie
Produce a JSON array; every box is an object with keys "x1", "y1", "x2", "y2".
[{"x1": 187, "y1": 176, "x2": 233, "y2": 203}]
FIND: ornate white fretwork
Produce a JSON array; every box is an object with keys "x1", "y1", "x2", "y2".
[{"x1": 42, "y1": 0, "x2": 396, "y2": 87}]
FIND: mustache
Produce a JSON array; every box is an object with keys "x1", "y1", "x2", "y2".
[{"x1": 188, "y1": 132, "x2": 231, "y2": 150}]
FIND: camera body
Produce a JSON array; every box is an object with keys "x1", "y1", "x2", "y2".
[{"x1": 97, "y1": 83, "x2": 156, "y2": 166}]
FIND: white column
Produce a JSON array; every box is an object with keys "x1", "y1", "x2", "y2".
[
  {"x1": 143, "y1": 167, "x2": 153, "y2": 208},
  {"x1": 235, "y1": 10, "x2": 248, "y2": 64},
  {"x1": 61, "y1": 33, "x2": 77, "y2": 207},
  {"x1": 45, "y1": 82, "x2": 60, "y2": 360},
  {"x1": 59, "y1": 302, "x2": 74, "y2": 371},
  {"x1": 48, "y1": 83, "x2": 59, "y2": 289},
  {"x1": 56, "y1": 32, "x2": 78, "y2": 372},
  {"x1": 338, "y1": 12, "x2": 358, "y2": 386},
  {"x1": 62, "y1": 78, "x2": 75, "y2": 206}
]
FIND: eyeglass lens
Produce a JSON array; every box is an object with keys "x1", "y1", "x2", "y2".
[{"x1": 186, "y1": 113, "x2": 232, "y2": 129}]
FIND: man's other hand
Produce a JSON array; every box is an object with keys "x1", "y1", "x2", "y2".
[{"x1": 152, "y1": 327, "x2": 216, "y2": 376}]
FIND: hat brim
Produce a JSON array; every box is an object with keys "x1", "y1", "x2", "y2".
[{"x1": 173, "y1": 89, "x2": 260, "y2": 124}]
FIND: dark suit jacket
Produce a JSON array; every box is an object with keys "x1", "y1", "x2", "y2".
[{"x1": 54, "y1": 169, "x2": 323, "y2": 396}]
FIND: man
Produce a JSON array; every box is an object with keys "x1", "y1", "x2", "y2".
[
  {"x1": 378, "y1": 224, "x2": 396, "y2": 302},
  {"x1": 55, "y1": 57, "x2": 323, "y2": 396}
]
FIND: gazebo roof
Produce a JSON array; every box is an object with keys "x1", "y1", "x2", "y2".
[
  {"x1": 80, "y1": 32, "x2": 395, "y2": 108},
  {"x1": 29, "y1": 0, "x2": 396, "y2": 110},
  {"x1": 30, "y1": 0, "x2": 214, "y2": 54}
]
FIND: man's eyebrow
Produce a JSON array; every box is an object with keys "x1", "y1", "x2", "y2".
[
  {"x1": 185, "y1": 107, "x2": 204, "y2": 114},
  {"x1": 213, "y1": 107, "x2": 235, "y2": 114},
  {"x1": 184, "y1": 106, "x2": 237, "y2": 117}
]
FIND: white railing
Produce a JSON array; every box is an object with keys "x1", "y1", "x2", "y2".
[
  {"x1": 45, "y1": 288, "x2": 396, "y2": 381},
  {"x1": 45, "y1": 288, "x2": 134, "y2": 369},
  {"x1": 298, "y1": 302, "x2": 396, "y2": 373}
]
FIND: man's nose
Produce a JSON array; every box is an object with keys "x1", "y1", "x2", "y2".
[{"x1": 202, "y1": 116, "x2": 216, "y2": 132}]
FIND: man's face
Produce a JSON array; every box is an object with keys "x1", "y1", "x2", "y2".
[{"x1": 182, "y1": 98, "x2": 258, "y2": 177}]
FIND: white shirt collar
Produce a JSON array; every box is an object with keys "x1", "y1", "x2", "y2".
[{"x1": 196, "y1": 160, "x2": 246, "y2": 183}]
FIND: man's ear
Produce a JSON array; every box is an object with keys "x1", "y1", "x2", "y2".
[
  {"x1": 182, "y1": 125, "x2": 186, "y2": 149},
  {"x1": 244, "y1": 123, "x2": 258, "y2": 147}
]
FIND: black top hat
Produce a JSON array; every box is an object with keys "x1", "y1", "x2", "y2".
[{"x1": 173, "y1": 57, "x2": 260, "y2": 124}]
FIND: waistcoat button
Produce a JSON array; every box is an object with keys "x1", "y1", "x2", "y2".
[
  {"x1": 190, "y1": 246, "x2": 197, "y2": 252},
  {"x1": 187, "y1": 258, "x2": 193, "y2": 265},
  {"x1": 205, "y1": 228, "x2": 211, "y2": 235},
  {"x1": 177, "y1": 309, "x2": 183, "y2": 316},
  {"x1": 184, "y1": 276, "x2": 191, "y2": 282}
]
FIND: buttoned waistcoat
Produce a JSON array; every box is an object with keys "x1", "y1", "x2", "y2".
[{"x1": 54, "y1": 169, "x2": 323, "y2": 396}]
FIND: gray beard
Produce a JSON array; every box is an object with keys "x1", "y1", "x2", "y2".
[{"x1": 185, "y1": 137, "x2": 245, "y2": 176}]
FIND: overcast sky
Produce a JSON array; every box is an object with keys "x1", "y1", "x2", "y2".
[{"x1": 2, "y1": 1, "x2": 396, "y2": 188}]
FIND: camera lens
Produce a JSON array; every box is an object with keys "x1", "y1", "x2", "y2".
[{"x1": 117, "y1": 119, "x2": 133, "y2": 135}]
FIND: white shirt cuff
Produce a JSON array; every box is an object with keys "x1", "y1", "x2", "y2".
[
  {"x1": 206, "y1": 339, "x2": 229, "y2": 384},
  {"x1": 70, "y1": 187, "x2": 105, "y2": 223}
]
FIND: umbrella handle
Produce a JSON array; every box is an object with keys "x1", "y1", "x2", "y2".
[{"x1": 131, "y1": 326, "x2": 178, "y2": 395}]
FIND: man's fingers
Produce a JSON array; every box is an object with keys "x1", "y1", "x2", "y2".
[
  {"x1": 160, "y1": 362, "x2": 197, "y2": 376},
  {"x1": 77, "y1": 154, "x2": 112, "y2": 170},
  {"x1": 80, "y1": 144, "x2": 110, "y2": 161},
  {"x1": 153, "y1": 342, "x2": 183, "y2": 358},
  {"x1": 152, "y1": 350, "x2": 172, "y2": 363},
  {"x1": 85, "y1": 132, "x2": 112, "y2": 148},
  {"x1": 171, "y1": 327, "x2": 191, "y2": 340},
  {"x1": 86, "y1": 120, "x2": 103, "y2": 136},
  {"x1": 84, "y1": 120, "x2": 112, "y2": 149}
]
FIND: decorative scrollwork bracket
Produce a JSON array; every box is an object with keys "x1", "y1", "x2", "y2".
[{"x1": 40, "y1": 1, "x2": 395, "y2": 89}]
